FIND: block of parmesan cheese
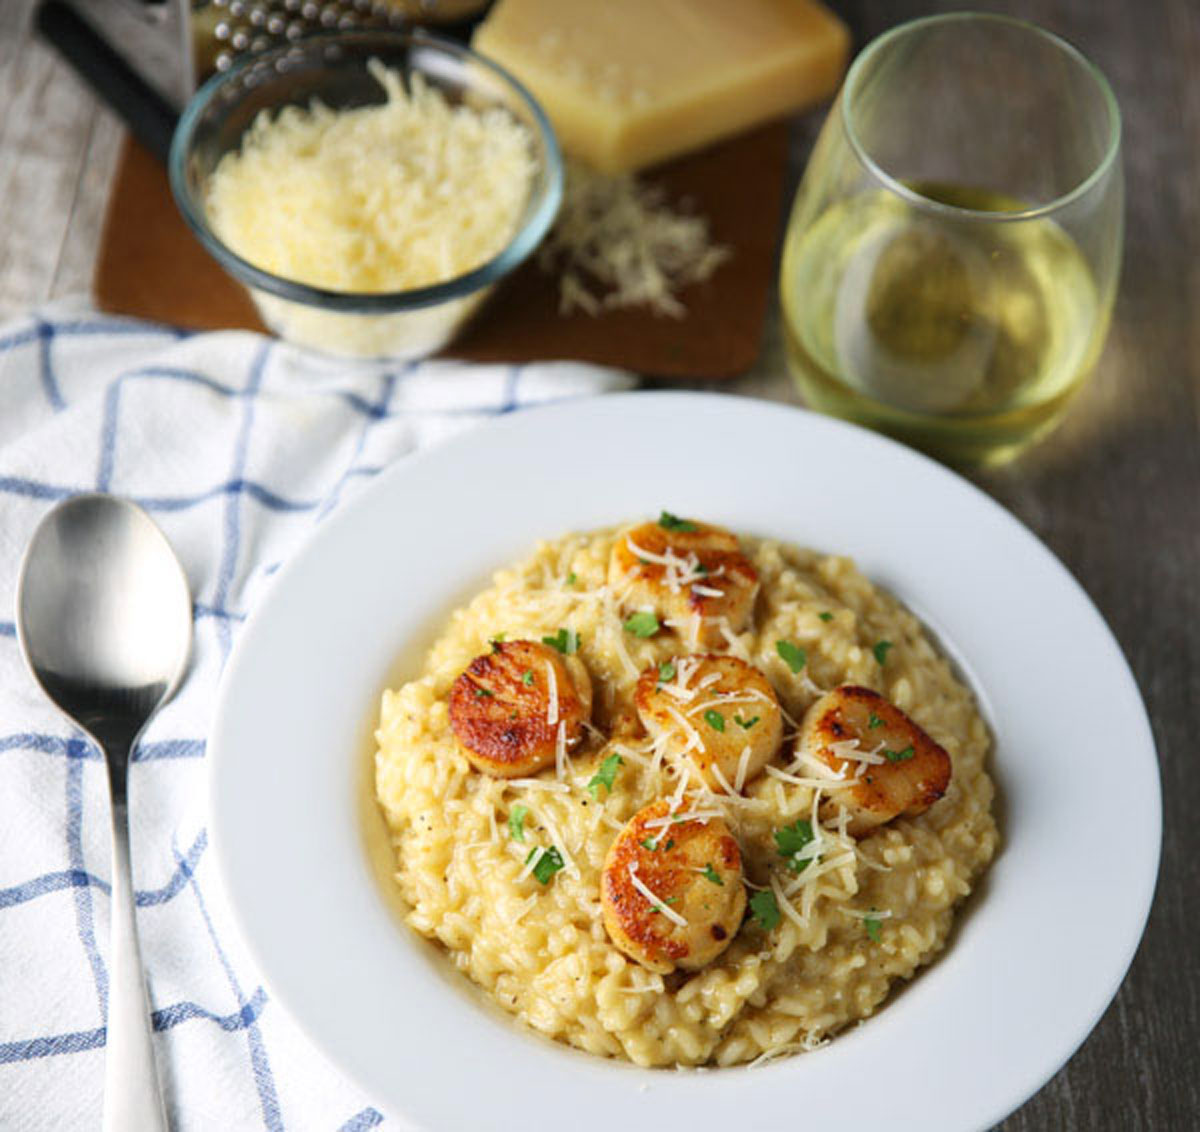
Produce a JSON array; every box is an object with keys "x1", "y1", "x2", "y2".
[{"x1": 473, "y1": 0, "x2": 850, "y2": 174}]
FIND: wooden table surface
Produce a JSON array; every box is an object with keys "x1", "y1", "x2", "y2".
[{"x1": 2, "y1": 0, "x2": 1196, "y2": 1128}]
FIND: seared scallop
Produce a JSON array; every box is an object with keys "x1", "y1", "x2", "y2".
[
  {"x1": 601, "y1": 800, "x2": 745, "y2": 973},
  {"x1": 797, "y1": 685, "x2": 951, "y2": 835},
  {"x1": 608, "y1": 517, "x2": 758, "y2": 648},
  {"x1": 448, "y1": 639, "x2": 593, "y2": 777},
  {"x1": 635, "y1": 655, "x2": 782, "y2": 792}
]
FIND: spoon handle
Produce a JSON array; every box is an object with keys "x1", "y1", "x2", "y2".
[{"x1": 103, "y1": 800, "x2": 169, "y2": 1132}]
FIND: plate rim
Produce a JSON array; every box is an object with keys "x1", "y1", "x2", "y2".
[{"x1": 208, "y1": 390, "x2": 1161, "y2": 1132}]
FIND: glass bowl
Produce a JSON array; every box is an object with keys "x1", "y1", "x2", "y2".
[{"x1": 169, "y1": 30, "x2": 562, "y2": 360}]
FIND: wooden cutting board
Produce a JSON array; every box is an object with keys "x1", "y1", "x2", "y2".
[{"x1": 94, "y1": 121, "x2": 790, "y2": 378}]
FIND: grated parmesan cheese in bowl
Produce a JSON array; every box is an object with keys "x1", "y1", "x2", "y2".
[{"x1": 170, "y1": 31, "x2": 562, "y2": 359}]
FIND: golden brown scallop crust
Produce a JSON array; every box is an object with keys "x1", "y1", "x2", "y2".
[
  {"x1": 601, "y1": 800, "x2": 746, "y2": 973},
  {"x1": 801, "y1": 684, "x2": 952, "y2": 835},
  {"x1": 448, "y1": 639, "x2": 591, "y2": 777},
  {"x1": 609, "y1": 520, "x2": 759, "y2": 646},
  {"x1": 634, "y1": 654, "x2": 783, "y2": 791}
]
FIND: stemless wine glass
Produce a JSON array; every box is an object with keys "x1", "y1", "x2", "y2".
[{"x1": 780, "y1": 13, "x2": 1123, "y2": 465}]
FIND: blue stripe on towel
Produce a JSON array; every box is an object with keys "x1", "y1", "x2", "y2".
[
  {"x1": 152, "y1": 986, "x2": 268, "y2": 1034},
  {"x1": 135, "y1": 830, "x2": 207, "y2": 907},
  {"x1": 0, "y1": 1026, "x2": 107, "y2": 1064},
  {"x1": 134, "y1": 738, "x2": 206, "y2": 762},
  {"x1": 212, "y1": 341, "x2": 270, "y2": 662},
  {"x1": 177, "y1": 836, "x2": 284, "y2": 1131},
  {"x1": 339, "y1": 1108, "x2": 385, "y2": 1131},
  {"x1": 0, "y1": 869, "x2": 109, "y2": 909},
  {"x1": 36, "y1": 320, "x2": 65, "y2": 411}
]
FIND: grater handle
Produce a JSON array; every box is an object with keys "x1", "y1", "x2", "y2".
[{"x1": 35, "y1": 0, "x2": 179, "y2": 163}]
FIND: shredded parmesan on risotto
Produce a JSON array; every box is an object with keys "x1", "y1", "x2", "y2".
[{"x1": 373, "y1": 524, "x2": 998, "y2": 1068}]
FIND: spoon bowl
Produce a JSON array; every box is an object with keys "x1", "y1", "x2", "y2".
[
  {"x1": 18, "y1": 494, "x2": 190, "y2": 710},
  {"x1": 17, "y1": 493, "x2": 192, "y2": 1131}
]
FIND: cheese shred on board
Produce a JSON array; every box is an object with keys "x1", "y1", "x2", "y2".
[
  {"x1": 538, "y1": 161, "x2": 731, "y2": 318},
  {"x1": 205, "y1": 61, "x2": 535, "y2": 293}
]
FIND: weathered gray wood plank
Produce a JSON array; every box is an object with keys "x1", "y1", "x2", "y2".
[{"x1": 0, "y1": 0, "x2": 116, "y2": 320}]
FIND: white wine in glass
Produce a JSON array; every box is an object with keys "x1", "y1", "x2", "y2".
[{"x1": 781, "y1": 16, "x2": 1123, "y2": 465}]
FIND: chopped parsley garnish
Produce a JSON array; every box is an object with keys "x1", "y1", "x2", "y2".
[
  {"x1": 873, "y1": 640, "x2": 893, "y2": 665},
  {"x1": 694, "y1": 562, "x2": 709, "y2": 575},
  {"x1": 587, "y1": 753, "x2": 623, "y2": 799},
  {"x1": 749, "y1": 890, "x2": 781, "y2": 932},
  {"x1": 623, "y1": 611, "x2": 660, "y2": 638},
  {"x1": 774, "y1": 819, "x2": 815, "y2": 874},
  {"x1": 526, "y1": 846, "x2": 564, "y2": 884},
  {"x1": 818, "y1": 611, "x2": 834, "y2": 622},
  {"x1": 700, "y1": 863, "x2": 724, "y2": 886},
  {"x1": 522, "y1": 669, "x2": 535, "y2": 686},
  {"x1": 640, "y1": 836, "x2": 658, "y2": 851},
  {"x1": 776, "y1": 639, "x2": 807, "y2": 674},
  {"x1": 565, "y1": 572, "x2": 577, "y2": 586},
  {"x1": 664, "y1": 839, "x2": 675, "y2": 850},
  {"x1": 868, "y1": 711, "x2": 885, "y2": 729},
  {"x1": 658, "y1": 511, "x2": 697, "y2": 532},
  {"x1": 703, "y1": 709, "x2": 726, "y2": 732},
  {"x1": 508, "y1": 804, "x2": 528, "y2": 842},
  {"x1": 734, "y1": 714, "x2": 760, "y2": 730},
  {"x1": 884, "y1": 745, "x2": 915, "y2": 763},
  {"x1": 542, "y1": 627, "x2": 579, "y2": 655},
  {"x1": 658, "y1": 660, "x2": 677, "y2": 684},
  {"x1": 473, "y1": 685, "x2": 494, "y2": 699},
  {"x1": 865, "y1": 916, "x2": 882, "y2": 943}
]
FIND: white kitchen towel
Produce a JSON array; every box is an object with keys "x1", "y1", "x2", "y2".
[{"x1": 0, "y1": 301, "x2": 634, "y2": 1131}]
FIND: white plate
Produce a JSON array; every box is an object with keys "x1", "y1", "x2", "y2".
[{"x1": 210, "y1": 392, "x2": 1160, "y2": 1132}]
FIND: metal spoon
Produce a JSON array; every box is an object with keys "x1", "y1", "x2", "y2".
[{"x1": 17, "y1": 493, "x2": 192, "y2": 1132}]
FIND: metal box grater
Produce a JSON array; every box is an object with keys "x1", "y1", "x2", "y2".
[{"x1": 56, "y1": 0, "x2": 488, "y2": 111}]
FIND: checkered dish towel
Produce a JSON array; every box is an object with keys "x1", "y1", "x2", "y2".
[{"x1": 0, "y1": 302, "x2": 634, "y2": 1131}]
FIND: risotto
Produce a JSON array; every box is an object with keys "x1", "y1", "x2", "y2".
[{"x1": 373, "y1": 517, "x2": 998, "y2": 1067}]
